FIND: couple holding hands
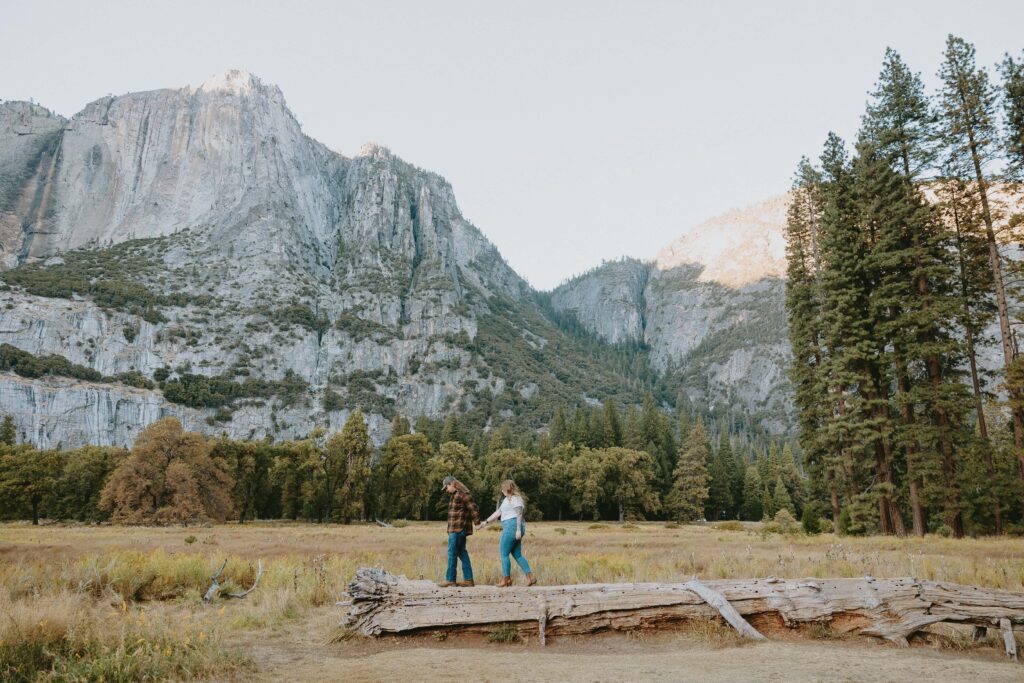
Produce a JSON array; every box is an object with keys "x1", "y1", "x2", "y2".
[{"x1": 439, "y1": 476, "x2": 536, "y2": 588}]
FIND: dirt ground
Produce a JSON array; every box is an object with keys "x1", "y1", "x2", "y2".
[{"x1": 237, "y1": 607, "x2": 1024, "y2": 682}]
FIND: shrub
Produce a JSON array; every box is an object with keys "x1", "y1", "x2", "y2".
[
  {"x1": 763, "y1": 509, "x2": 801, "y2": 535},
  {"x1": 335, "y1": 313, "x2": 397, "y2": 341},
  {"x1": 272, "y1": 305, "x2": 329, "y2": 338},
  {"x1": 801, "y1": 502, "x2": 824, "y2": 534},
  {"x1": 487, "y1": 623, "x2": 522, "y2": 643},
  {"x1": 713, "y1": 520, "x2": 744, "y2": 532},
  {"x1": 0, "y1": 343, "x2": 102, "y2": 382},
  {"x1": 161, "y1": 370, "x2": 308, "y2": 410},
  {"x1": 323, "y1": 390, "x2": 345, "y2": 412},
  {"x1": 0, "y1": 239, "x2": 207, "y2": 324},
  {"x1": 0, "y1": 345, "x2": 155, "y2": 390}
]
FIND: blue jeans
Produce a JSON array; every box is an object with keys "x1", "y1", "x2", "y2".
[
  {"x1": 500, "y1": 519, "x2": 532, "y2": 577},
  {"x1": 446, "y1": 531, "x2": 473, "y2": 582}
]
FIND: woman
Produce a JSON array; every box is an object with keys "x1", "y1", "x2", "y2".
[{"x1": 477, "y1": 479, "x2": 536, "y2": 587}]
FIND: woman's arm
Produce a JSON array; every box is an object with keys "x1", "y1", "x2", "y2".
[
  {"x1": 476, "y1": 504, "x2": 501, "y2": 530},
  {"x1": 514, "y1": 504, "x2": 524, "y2": 538}
]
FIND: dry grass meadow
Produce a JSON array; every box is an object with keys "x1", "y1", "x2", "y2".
[{"x1": 2, "y1": 521, "x2": 1024, "y2": 681}]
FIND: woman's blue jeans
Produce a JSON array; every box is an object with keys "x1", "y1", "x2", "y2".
[
  {"x1": 446, "y1": 531, "x2": 473, "y2": 583},
  {"x1": 499, "y1": 519, "x2": 532, "y2": 577}
]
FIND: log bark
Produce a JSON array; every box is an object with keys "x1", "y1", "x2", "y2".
[{"x1": 343, "y1": 568, "x2": 1024, "y2": 650}]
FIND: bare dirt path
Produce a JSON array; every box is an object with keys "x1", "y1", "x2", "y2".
[{"x1": 233, "y1": 607, "x2": 1023, "y2": 682}]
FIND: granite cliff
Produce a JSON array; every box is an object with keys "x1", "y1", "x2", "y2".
[
  {"x1": 0, "y1": 71, "x2": 793, "y2": 447},
  {"x1": 550, "y1": 197, "x2": 792, "y2": 432}
]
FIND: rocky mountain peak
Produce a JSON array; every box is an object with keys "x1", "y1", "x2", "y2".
[
  {"x1": 356, "y1": 142, "x2": 390, "y2": 158},
  {"x1": 0, "y1": 101, "x2": 65, "y2": 130},
  {"x1": 551, "y1": 196, "x2": 793, "y2": 432},
  {"x1": 197, "y1": 68, "x2": 262, "y2": 95},
  {"x1": 654, "y1": 194, "x2": 788, "y2": 288}
]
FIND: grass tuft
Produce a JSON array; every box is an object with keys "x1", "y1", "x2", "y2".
[{"x1": 487, "y1": 623, "x2": 522, "y2": 643}]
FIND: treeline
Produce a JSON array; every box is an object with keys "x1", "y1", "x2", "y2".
[
  {"x1": 0, "y1": 397, "x2": 809, "y2": 527},
  {"x1": 785, "y1": 36, "x2": 1024, "y2": 538}
]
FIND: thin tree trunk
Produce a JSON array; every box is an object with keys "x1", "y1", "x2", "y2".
[
  {"x1": 869, "y1": 377, "x2": 904, "y2": 536},
  {"x1": 831, "y1": 483, "x2": 839, "y2": 536},
  {"x1": 895, "y1": 358, "x2": 925, "y2": 536},
  {"x1": 927, "y1": 354, "x2": 964, "y2": 538},
  {"x1": 967, "y1": 137, "x2": 1024, "y2": 479},
  {"x1": 950, "y1": 191, "x2": 1002, "y2": 533},
  {"x1": 828, "y1": 470, "x2": 841, "y2": 532}
]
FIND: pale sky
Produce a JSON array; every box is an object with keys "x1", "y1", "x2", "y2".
[{"x1": 2, "y1": 1, "x2": 1022, "y2": 289}]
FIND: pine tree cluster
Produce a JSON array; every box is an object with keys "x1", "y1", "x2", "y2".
[{"x1": 786, "y1": 36, "x2": 1024, "y2": 537}]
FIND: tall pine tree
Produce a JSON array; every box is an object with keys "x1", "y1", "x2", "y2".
[{"x1": 665, "y1": 420, "x2": 711, "y2": 522}]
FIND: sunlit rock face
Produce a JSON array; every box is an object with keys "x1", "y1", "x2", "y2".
[{"x1": 551, "y1": 197, "x2": 792, "y2": 433}]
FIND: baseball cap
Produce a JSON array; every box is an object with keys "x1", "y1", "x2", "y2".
[{"x1": 441, "y1": 475, "x2": 455, "y2": 490}]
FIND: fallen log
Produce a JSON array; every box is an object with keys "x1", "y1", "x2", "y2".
[{"x1": 342, "y1": 568, "x2": 1024, "y2": 655}]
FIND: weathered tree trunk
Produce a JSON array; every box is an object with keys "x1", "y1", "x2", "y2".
[
  {"x1": 894, "y1": 358, "x2": 926, "y2": 537},
  {"x1": 951, "y1": 197, "x2": 1002, "y2": 534},
  {"x1": 344, "y1": 568, "x2": 1024, "y2": 653}
]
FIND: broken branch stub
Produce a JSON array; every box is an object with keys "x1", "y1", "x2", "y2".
[{"x1": 203, "y1": 559, "x2": 263, "y2": 602}]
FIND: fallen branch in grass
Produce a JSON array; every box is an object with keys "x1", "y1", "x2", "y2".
[
  {"x1": 203, "y1": 559, "x2": 263, "y2": 601},
  {"x1": 342, "y1": 568, "x2": 1024, "y2": 658},
  {"x1": 374, "y1": 519, "x2": 394, "y2": 528}
]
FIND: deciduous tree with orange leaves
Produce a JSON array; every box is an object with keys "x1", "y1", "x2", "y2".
[{"x1": 100, "y1": 417, "x2": 234, "y2": 524}]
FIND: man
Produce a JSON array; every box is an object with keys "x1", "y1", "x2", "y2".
[{"x1": 440, "y1": 475, "x2": 479, "y2": 587}]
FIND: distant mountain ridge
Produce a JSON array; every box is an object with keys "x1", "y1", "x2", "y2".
[
  {"x1": 0, "y1": 70, "x2": 793, "y2": 446},
  {"x1": 550, "y1": 196, "x2": 792, "y2": 432}
]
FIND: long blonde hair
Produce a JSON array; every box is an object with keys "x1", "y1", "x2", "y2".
[
  {"x1": 449, "y1": 477, "x2": 470, "y2": 494},
  {"x1": 500, "y1": 479, "x2": 523, "y2": 500}
]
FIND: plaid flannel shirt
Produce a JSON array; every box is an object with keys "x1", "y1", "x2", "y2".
[{"x1": 447, "y1": 490, "x2": 480, "y2": 535}]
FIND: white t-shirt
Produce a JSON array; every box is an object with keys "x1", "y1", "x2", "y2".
[{"x1": 498, "y1": 495, "x2": 525, "y2": 521}]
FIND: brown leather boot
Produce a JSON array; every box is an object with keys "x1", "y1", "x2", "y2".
[
  {"x1": 495, "y1": 576, "x2": 512, "y2": 587},
  {"x1": 526, "y1": 573, "x2": 537, "y2": 586},
  {"x1": 438, "y1": 581, "x2": 456, "y2": 588},
  {"x1": 456, "y1": 580, "x2": 475, "y2": 587}
]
